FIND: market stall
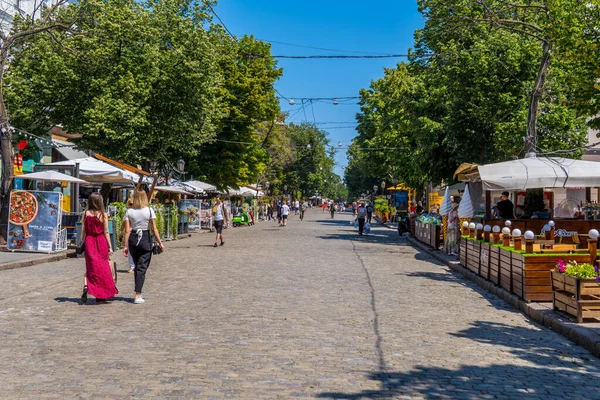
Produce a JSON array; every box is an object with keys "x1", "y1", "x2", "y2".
[{"x1": 453, "y1": 155, "x2": 600, "y2": 311}]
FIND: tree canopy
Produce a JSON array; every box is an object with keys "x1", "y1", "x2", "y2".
[{"x1": 345, "y1": 0, "x2": 593, "y2": 199}]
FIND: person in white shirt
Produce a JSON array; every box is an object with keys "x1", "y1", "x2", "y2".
[
  {"x1": 212, "y1": 195, "x2": 229, "y2": 247},
  {"x1": 294, "y1": 200, "x2": 300, "y2": 215},
  {"x1": 281, "y1": 201, "x2": 290, "y2": 226}
]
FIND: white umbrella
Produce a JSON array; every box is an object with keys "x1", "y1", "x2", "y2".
[
  {"x1": 19, "y1": 170, "x2": 88, "y2": 184},
  {"x1": 184, "y1": 180, "x2": 218, "y2": 192},
  {"x1": 438, "y1": 186, "x2": 452, "y2": 216},
  {"x1": 478, "y1": 155, "x2": 600, "y2": 190},
  {"x1": 458, "y1": 184, "x2": 474, "y2": 218}
]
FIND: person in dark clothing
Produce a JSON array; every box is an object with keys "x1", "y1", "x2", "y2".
[
  {"x1": 497, "y1": 191, "x2": 515, "y2": 219},
  {"x1": 416, "y1": 201, "x2": 424, "y2": 214}
]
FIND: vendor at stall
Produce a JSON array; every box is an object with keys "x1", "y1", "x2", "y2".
[{"x1": 497, "y1": 191, "x2": 515, "y2": 219}]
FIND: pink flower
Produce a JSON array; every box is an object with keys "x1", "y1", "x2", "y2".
[{"x1": 559, "y1": 266, "x2": 566, "y2": 274}]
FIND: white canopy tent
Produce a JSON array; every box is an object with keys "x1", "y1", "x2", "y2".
[
  {"x1": 239, "y1": 186, "x2": 264, "y2": 197},
  {"x1": 19, "y1": 170, "x2": 88, "y2": 184},
  {"x1": 154, "y1": 186, "x2": 194, "y2": 195},
  {"x1": 184, "y1": 180, "x2": 218, "y2": 193},
  {"x1": 478, "y1": 156, "x2": 600, "y2": 191},
  {"x1": 46, "y1": 157, "x2": 146, "y2": 184}
]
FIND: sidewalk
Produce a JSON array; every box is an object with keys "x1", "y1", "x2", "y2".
[
  {"x1": 0, "y1": 248, "x2": 71, "y2": 272},
  {"x1": 400, "y1": 227, "x2": 600, "y2": 359}
]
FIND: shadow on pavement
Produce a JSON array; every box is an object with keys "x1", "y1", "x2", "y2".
[
  {"x1": 318, "y1": 321, "x2": 600, "y2": 399},
  {"x1": 54, "y1": 296, "x2": 132, "y2": 305},
  {"x1": 316, "y1": 232, "x2": 403, "y2": 247}
]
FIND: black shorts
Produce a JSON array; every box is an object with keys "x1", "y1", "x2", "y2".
[
  {"x1": 282, "y1": 215, "x2": 288, "y2": 220},
  {"x1": 214, "y1": 220, "x2": 224, "y2": 234}
]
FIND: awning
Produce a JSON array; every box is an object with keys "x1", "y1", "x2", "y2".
[
  {"x1": 19, "y1": 170, "x2": 88, "y2": 184},
  {"x1": 454, "y1": 163, "x2": 480, "y2": 182},
  {"x1": 154, "y1": 186, "x2": 193, "y2": 195},
  {"x1": 184, "y1": 180, "x2": 218, "y2": 192},
  {"x1": 46, "y1": 157, "x2": 146, "y2": 184},
  {"x1": 478, "y1": 155, "x2": 600, "y2": 191}
]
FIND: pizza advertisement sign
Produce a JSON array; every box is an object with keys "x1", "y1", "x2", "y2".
[{"x1": 7, "y1": 190, "x2": 63, "y2": 253}]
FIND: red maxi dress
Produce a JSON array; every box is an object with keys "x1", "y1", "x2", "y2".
[{"x1": 84, "y1": 215, "x2": 118, "y2": 299}]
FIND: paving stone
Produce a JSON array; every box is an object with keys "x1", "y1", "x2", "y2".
[{"x1": 0, "y1": 211, "x2": 599, "y2": 398}]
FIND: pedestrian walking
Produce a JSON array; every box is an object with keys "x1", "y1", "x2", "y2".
[
  {"x1": 266, "y1": 202, "x2": 273, "y2": 221},
  {"x1": 352, "y1": 202, "x2": 357, "y2": 217},
  {"x1": 294, "y1": 199, "x2": 300, "y2": 215},
  {"x1": 80, "y1": 192, "x2": 118, "y2": 304},
  {"x1": 281, "y1": 201, "x2": 290, "y2": 226},
  {"x1": 357, "y1": 201, "x2": 367, "y2": 235},
  {"x1": 300, "y1": 200, "x2": 307, "y2": 221},
  {"x1": 123, "y1": 190, "x2": 165, "y2": 304},
  {"x1": 211, "y1": 195, "x2": 229, "y2": 247},
  {"x1": 445, "y1": 196, "x2": 461, "y2": 255},
  {"x1": 366, "y1": 202, "x2": 374, "y2": 223},
  {"x1": 276, "y1": 201, "x2": 282, "y2": 224},
  {"x1": 330, "y1": 202, "x2": 335, "y2": 219}
]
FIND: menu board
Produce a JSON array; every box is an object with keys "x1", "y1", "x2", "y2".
[
  {"x1": 179, "y1": 199, "x2": 201, "y2": 231},
  {"x1": 7, "y1": 190, "x2": 62, "y2": 252}
]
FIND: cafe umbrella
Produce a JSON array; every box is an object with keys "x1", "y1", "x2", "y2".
[{"x1": 18, "y1": 170, "x2": 88, "y2": 184}]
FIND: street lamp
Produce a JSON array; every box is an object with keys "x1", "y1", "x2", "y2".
[
  {"x1": 265, "y1": 181, "x2": 270, "y2": 194},
  {"x1": 177, "y1": 158, "x2": 186, "y2": 173},
  {"x1": 150, "y1": 159, "x2": 158, "y2": 173}
]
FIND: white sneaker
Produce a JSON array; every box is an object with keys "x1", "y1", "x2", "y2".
[{"x1": 134, "y1": 297, "x2": 145, "y2": 304}]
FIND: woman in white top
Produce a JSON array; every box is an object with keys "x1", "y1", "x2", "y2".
[{"x1": 123, "y1": 190, "x2": 164, "y2": 304}]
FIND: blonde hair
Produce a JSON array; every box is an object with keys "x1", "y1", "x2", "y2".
[{"x1": 132, "y1": 190, "x2": 149, "y2": 209}]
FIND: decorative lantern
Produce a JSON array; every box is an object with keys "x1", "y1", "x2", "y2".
[
  {"x1": 588, "y1": 229, "x2": 599, "y2": 266},
  {"x1": 469, "y1": 222, "x2": 476, "y2": 238},
  {"x1": 512, "y1": 229, "x2": 523, "y2": 251},
  {"x1": 483, "y1": 225, "x2": 492, "y2": 242},
  {"x1": 502, "y1": 227, "x2": 511, "y2": 246},
  {"x1": 492, "y1": 225, "x2": 501, "y2": 244},
  {"x1": 524, "y1": 230, "x2": 535, "y2": 254}
]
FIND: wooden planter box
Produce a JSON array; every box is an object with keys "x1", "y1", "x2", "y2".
[
  {"x1": 460, "y1": 237, "x2": 468, "y2": 267},
  {"x1": 459, "y1": 237, "x2": 593, "y2": 302},
  {"x1": 552, "y1": 271, "x2": 600, "y2": 323},
  {"x1": 480, "y1": 243, "x2": 491, "y2": 281},
  {"x1": 488, "y1": 245, "x2": 500, "y2": 285},
  {"x1": 466, "y1": 240, "x2": 481, "y2": 275},
  {"x1": 414, "y1": 222, "x2": 441, "y2": 249}
]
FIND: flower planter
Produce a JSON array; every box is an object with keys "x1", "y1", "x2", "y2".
[{"x1": 551, "y1": 271, "x2": 600, "y2": 323}]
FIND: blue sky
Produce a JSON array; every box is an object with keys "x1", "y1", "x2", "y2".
[{"x1": 214, "y1": 1, "x2": 425, "y2": 177}]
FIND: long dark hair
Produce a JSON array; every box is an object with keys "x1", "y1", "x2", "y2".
[{"x1": 87, "y1": 192, "x2": 106, "y2": 220}]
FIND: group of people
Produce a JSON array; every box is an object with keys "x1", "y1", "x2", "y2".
[
  {"x1": 265, "y1": 199, "x2": 310, "y2": 225},
  {"x1": 81, "y1": 189, "x2": 165, "y2": 305}
]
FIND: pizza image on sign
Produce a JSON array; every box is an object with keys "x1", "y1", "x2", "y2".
[{"x1": 9, "y1": 190, "x2": 38, "y2": 238}]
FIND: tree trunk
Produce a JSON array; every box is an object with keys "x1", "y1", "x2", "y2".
[
  {"x1": 525, "y1": 40, "x2": 552, "y2": 155},
  {"x1": 0, "y1": 49, "x2": 13, "y2": 242}
]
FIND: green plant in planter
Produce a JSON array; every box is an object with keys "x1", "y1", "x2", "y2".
[
  {"x1": 169, "y1": 203, "x2": 179, "y2": 239},
  {"x1": 111, "y1": 202, "x2": 127, "y2": 248},
  {"x1": 151, "y1": 204, "x2": 166, "y2": 239},
  {"x1": 374, "y1": 198, "x2": 390, "y2": 214},
  {"x1": 555, "y1": 259, "x2": 599, "y2": 281}
]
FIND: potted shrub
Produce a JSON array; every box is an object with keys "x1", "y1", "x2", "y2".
[{"x1": 552, "y1": 260, "x2": 600, "y2": 323}]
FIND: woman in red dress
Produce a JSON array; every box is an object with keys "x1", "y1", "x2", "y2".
[{"x1": 80, "y1": 193, "x2": 118, "y2": 303}]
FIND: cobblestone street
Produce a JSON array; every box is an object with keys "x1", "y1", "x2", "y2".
[{"x1": 2, "y1": 210, "x2": 600, "y2": 399}]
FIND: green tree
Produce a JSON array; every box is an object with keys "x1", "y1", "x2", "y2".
[
  {"x1": 188, "y1": 35, "x2": 282, "y2": 189},
  {"x1": 7, "y1": 0, "x2": 224, "y2": 165}
]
